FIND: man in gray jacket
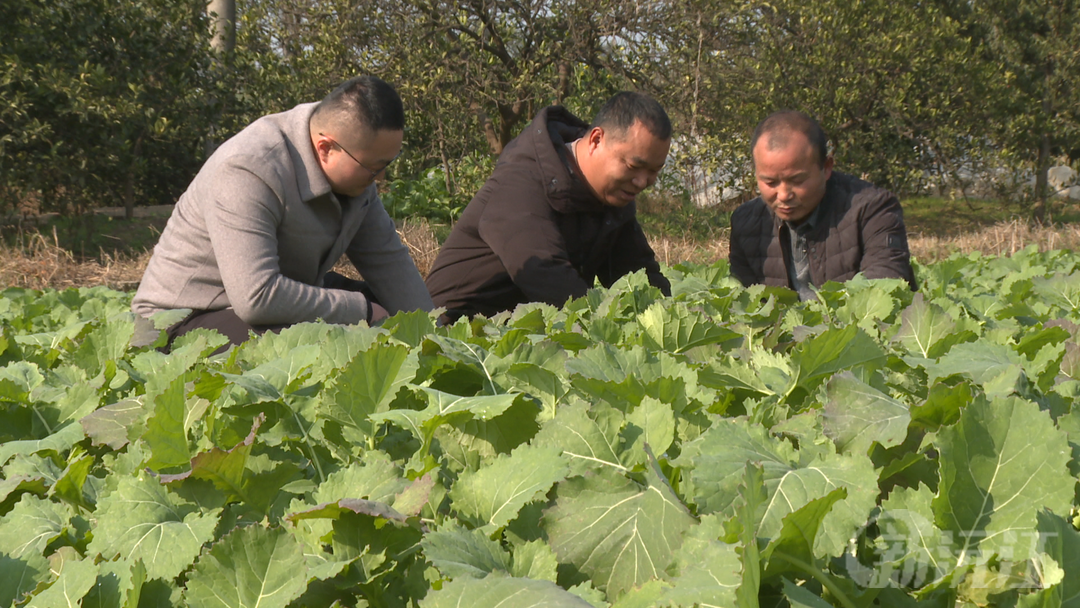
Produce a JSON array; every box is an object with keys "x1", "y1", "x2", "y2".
[
  {"x1": 729, "y1": 110, "x2": 917, "y2": 298},
  {"x1": 132, "y1": 76, "x2": 433, "y2": 348}
]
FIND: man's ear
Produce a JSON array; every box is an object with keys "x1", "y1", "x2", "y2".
[
  {"x1": 823, "y1": 154, "x2": 835, "y2": 179},
  {"x1": 585, "y1": 126, "x2": 604, "y2": 153}
]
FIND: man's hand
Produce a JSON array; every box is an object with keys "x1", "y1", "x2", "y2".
[{"x1": 370, "y1": 302, "x2": 390, "y2": 323}]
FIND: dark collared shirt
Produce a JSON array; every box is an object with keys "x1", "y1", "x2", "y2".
[{"x1": 784, "y1": 203, "x2": 823, "y2": 301}]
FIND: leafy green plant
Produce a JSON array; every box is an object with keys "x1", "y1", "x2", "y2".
[{"x1": 3, "y1": 248, "x2": 1080, "y2": 607}]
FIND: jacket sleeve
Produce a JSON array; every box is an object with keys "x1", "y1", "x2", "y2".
[
  {"x1": 728, "y1": 205, "x2": 756, "y2": 287},
  {"x1": 601, "y1": 220, "x2": 671, "y2": 296},
  {"x1": 205, "y1": 163, "x2": 374, "y2": 325},
  {"x1": 857, "y1": 191, "x2": 918, "y2": 290},
  {"x1": 344, "y1": 195, "x2": 434, "y2": 314},
  {"x1": 477, "y1": 172, "x2": 592, "y2": 306}
]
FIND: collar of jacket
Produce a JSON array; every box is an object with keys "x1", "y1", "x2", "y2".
[{"x1": 518, "y1": 105, "x2": 637, "y2": 222}]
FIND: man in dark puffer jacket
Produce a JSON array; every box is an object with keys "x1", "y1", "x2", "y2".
[
  {"x1": 729, "y1": 111, "x2": 917, "y2": 299},
  {"x1": 426, "y1": 92, "x2": 672, "y2": 321}
]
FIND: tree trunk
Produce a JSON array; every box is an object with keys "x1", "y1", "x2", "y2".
[
  {"x1": 208, "y1": 0, "x2": 236, "y2": 56},
  {"x1": 472, "y1": 102, "x2": 504, "y2": 156},
  {"x1": 1032, "y1": 65, "x2": 1054, "y2": 224},
  {"x1": 124, "y1": 136, "x2": 143, "y2": 221}
]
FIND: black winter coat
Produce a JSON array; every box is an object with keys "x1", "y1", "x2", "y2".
[{"x1": 425, "y1": 106, "x2": 670, "y2": 319}]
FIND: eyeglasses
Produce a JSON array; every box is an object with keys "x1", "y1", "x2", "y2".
[{"x1": 319, "y1": 133, "x2": 399, "y2": 179}]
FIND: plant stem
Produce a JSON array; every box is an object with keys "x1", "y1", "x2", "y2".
[{"x1": 771, "y1": 551, "x2": 858, "y2": 608}]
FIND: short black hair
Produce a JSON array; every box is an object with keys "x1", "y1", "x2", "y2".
[
  {"x1": 312, "y1": 75, "x2": 405, "y2": 133},
  {"x1": 591, "y1": 91, "x2": 672, "y2": 141},
  {"x1": 750, "y1": 110, "x2": 829, "y2": 167}
]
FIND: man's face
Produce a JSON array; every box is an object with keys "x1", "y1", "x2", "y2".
[
  {"x1": 580, "y1": 120, "x2": 670, "y2": 208},
  {"x1": 316, "y1": 127, "x2": 403, "y2": 198},
  {"x1": 752, "y1": 130, "x2": 833, "y2": 223}
]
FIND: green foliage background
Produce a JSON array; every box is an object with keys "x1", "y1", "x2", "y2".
[{"x1": 1, "y1": 0, "x2": 1078, "y2": 219}]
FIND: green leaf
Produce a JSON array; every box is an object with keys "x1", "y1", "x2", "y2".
[
  {"x1": 449, "y1": 444, "x2": 568, "y2": 530},
  {"x1": 789, "y1": 325, "x2": 887, "y2": 393},
  {"x1": 0, "y1": 423, "x2": 85, "y2": 467},
  {"x1": 544, "y1": 455, "x2": 695, "y2": 599},
  {"x1": 0, "y1": 552, "x2": 51, "y2": 608},
  {"x1": 418, "y1": 573, "x2": 595, "y2": 608},
  {"x1": 0, "y1": 495, "x2": 73, "y2": 558},
  {"x1": 933, "y1": 396, "x2": 1073, "y2": 566},
  {"x1": 420, "y1": 524, "x2": 511, "y2": 579},
  {"x1": 662, "y1": 514, "x2": 742, "y2": 608},
  {"x1": 637, "y1": 301, "x2": 742, "y2": 353},
  {"x1": 1033, "y1": 510, "x2": 1080, "y2": 607},
  {"x1": 509, "y1": 539, "x2": 559, "y2": 583},
  {"x1": 183, "y1": 526, "x2": 308, "y2": 608},
  {"x1": 762, "y1": 488, "x2": 847, "y2": 578},
  {"x1": 923, "y1": 342, "x2": 1025, "y2": 396},
  {"x1": 49, "y1": 454, "x2": 94, "y2": 510},
  {"x1": 623, "y1": 397, "x2": 676, "y2": 466},
  {"x1": 83, "y1": 557, "x2": 146, "y2": 608},
  {"x1": 23, "y1": 556, "x2": 97, "y2": 608},
  {"x1": 80, "y1": 399, "x2": 145, "y2": 450},
  {"x1": 892, "y1": 293, "x2": 959, "y2": 358},
  {"x1": 311, "y1": 451, "x2": 409, "y2": 506},
  {"x1": 675, "y1": 417, "x2": 798, "y2": 516},
  {"x1": 142, "y1": 375, "x2": 192, "y2": 472},
  {"x1": 733, "y1": 464, "x2": 767, "y2": 608},
  {"x1": 87, "y1": 473, "x2": 220, "y2": 580},
  {"x1": 371, "y1": 389, "x2": 519, "y2": 450},
  {"x1": 321, "y1": 342, "x2": 417, "y2": 438},
  {"x1": 758, "y1": 451, "x2": 879, "y2": 558},
  {"x1": 823, "y1": 372, "x2": 911, "y2": 455},
  {"x1": 867, "y1": 483, "x2": 949, "y2": 589},
  {"x1": 532, "y1": 399, "x2": 626, "y2": 475}
]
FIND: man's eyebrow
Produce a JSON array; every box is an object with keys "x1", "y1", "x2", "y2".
[{"x1": 630, "y1": 156, "x2": 665, "y2": 169}]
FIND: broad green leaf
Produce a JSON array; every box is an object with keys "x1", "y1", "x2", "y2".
[
  {"x1": 499, "y1": 363, "x2": 567, "y2": 422},
  {"x1": 420, "y1": 524, "x2": 511, "y2": 579},
  {"x1": 321, "y1": 342, "x2": 417, "y2": 438},
  {"x1": 329, "y1": 509, "x2": 422, "y2": 581},
  {"x1": 509, "y1": 540, "x2": 559, "y2": 583},
  {"x1": 0, "y1": 495, "x2": 73, "y2": 558},
  {"x1": 789, "y1": 325, "x2": 886, "y2": 393},
  {"x1": 49, "y1": 454, "x2": 94, "y2": 509},
  {"x1": 866, "y1": 484, "x2": 949, "y2": 589},
  {"x1": 0, "y1": 422, "x2": 85, "y2": 466},
  {"x1": 532, "y1": 399, "x2": 626, "y2": 475},
  {"x1": 637, "y1": 301, "x2": 741, "y2": 353},
  {"x1": 70, "y1": 313, "x2": 135, "y2": 374},
  {"x1": 83, "y1": 557, "x2": 146, "y2": 608},
  {"x1": 892, "y1": 293, "x2": 959, "y2": 358},
  {"x1": 87, "y1": 474, "x2": 220, "y2": 580},
  {"x1": 675, "y1": 417, "x2": 798, "y2": 516},
  {"x1": 434, "y1": 399, "x2": 541, "y2": 470},
  {"x1": 184, "y1": 526, "x2": 308, "y2": 608},
  {"x1": 662, "y1": 514, "x2": 742, "y2": 608},
  {"x1": 733, "y1": 465, "x2": 767, "y2": 608},
  {"x1": 823, "y1": 372, "x2": 911, "y2": 455},
  {"x1": 623, "y1": 397, "x2": 675, "y2": 466},
  {"x1": 758, "y1": 451, "x2": 879, "y2": 558},
  {"x1": 418, "y1": 573, "x2": 595, "y2": 608},
  {"x1": 311, "y1": 451, "x2": 408, "y2": 505},
  {"x1": 0, "y1": 552, "x2": 51, "y2": 608},
  {"x1": 544, "y1": 456, "x2": 695, "y2": 599},
  {"x1": 933, "y1": 396, "x2": 1073, "y2": 567},
  {"x1": 24, "y1": 556, "x2": 97, "y2": 608},
  {"x1": 1034, "y1": 510, "x2": 1080, "y2": 607},
  {"x1": 449, "y1": 444, "x2": 568, "y2": 530},
  {"x1": 142, "y1": 375, "x2": 192, "y2": 472},
  {"x1": 80, "y1": 399, "x2": 145, "y2": 450},
  {"x1": 158, "y1": 415, "x2": 265, "y2": 508},
  {"x1": 762, "y1": 488, "x2": 846, "y2": 578},
  {"x1": 371, "y1": 389, "x2": 519, "y2": 448},
  {"x1": 923, "y1": 342, "x2": 1025, "y2": 396}
]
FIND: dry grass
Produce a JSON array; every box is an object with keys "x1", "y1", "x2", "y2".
[
  {"x1": 0, "y1": 229, "x2": 149, "y2": 291},
  {"x1": 6, "y1": 218, "x2": 1080, "y2": 291}
]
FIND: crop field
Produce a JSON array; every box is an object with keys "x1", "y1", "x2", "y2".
[{"x1": 2, "y1": 248, "x2": 1080, "y2": 607}]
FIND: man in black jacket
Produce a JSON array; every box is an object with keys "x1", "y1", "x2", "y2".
[
  {"x1": 729, "y1": 110, "x2": 917, "y2": 299},
  {"x1": 426, "y1": 92, "x2": 672, "y2": 321}
]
